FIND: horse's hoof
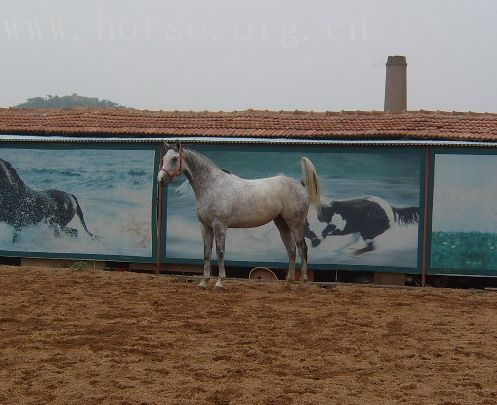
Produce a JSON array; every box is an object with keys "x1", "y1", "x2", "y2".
[
  {"x1": 311, "y1": 239, "x2": 321, "y2": 248},
  {"x1": 214, "y1": 281, "x2": 224, "y2": 290},
  {"x1": 296, "y1": 283, "x2": 309, "y2": 292},
  {"x1": 198, "y1": 282, "x2": 207, "y2": 289}
]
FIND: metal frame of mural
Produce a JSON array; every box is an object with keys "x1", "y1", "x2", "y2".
[
  {"x1": 428, "y1": 148, "x2": 497, "y2": 277},
  {"x1": 5, "y1": 140, "x2": 496, "y2": 279},
  {"x1": 0, "y1": 142, "x2": 160, "y2": 262},
  {"x1": 160, "y1": 143, "x2": 427, "y2": 274}
]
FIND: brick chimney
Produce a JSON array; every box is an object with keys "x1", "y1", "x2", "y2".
[{"x1": 384, "y1": 55, "x2": 407, "y2": 112}]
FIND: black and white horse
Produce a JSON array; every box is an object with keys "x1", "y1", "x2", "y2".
[
  {"x1": 305, "y1": 196, "x2": 419, "y2": 254},
  {"x1": 0, "y1": 158, "x2": 95, "y2": 242}
]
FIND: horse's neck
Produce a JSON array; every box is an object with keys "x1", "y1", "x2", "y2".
[
  {"x1": 183, "y1": 149, "x2": 223, "y2": 198},
  {"x1": 0, "y1": 176, "x2": 25, "y2": 195},
  {"x1": 0, "y1": 162, "x2": 24, "y2": 192}
]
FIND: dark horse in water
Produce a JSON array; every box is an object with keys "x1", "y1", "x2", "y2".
[
  {"x1": 305, "y1": 196, "x2": 419, "y2": 254},
  {"x1": 0, "y1": 159, "x2": 95, "y2": 242}
]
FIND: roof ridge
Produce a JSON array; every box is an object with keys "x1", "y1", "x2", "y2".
[
  {"x1": 3, "y1": 107, "x2": 497, "y2": 116},
  {"x1": 2, "y1": 108, "x2": 497, "y2": 142}
]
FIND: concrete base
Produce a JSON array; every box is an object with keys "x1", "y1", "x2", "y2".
[
  {"x1": 18, "y1": 259, "x2": 316, "y2": 284},
  {"x1": 21, "y1": 258, "x2": 106, "y2": 270},
  {"x1": 295, "y1": 269, "x2": 315, "y2": 282},
  {"x1": 374, "y1": 272, "x2": 405, "y2": 286},
  {"x1": 130, "y1": 262, "x2": 203, "y2": 274}
]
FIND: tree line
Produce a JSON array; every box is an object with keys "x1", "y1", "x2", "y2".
[{"x1": 15, "y1": 94, "x2": 123, "y2": 108}]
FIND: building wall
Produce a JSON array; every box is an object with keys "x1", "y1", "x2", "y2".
[{"x1": 1, "y1": 141, "x2": 497, "y2": 277}]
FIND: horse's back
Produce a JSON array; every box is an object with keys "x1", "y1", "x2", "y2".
[
  {"x1": 233, "y1": 175, "x2": 307, "y2": 206},
  {"x1": 201, "y1": 174, "x2": 308, "y2": 228}
]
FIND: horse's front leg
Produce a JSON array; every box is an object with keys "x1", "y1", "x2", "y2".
[
  {"x1": 199, "y1": 223, "x2": 214, "y2": 289},
  {"x1": 213, "y1": 223, "x2": 227, "y2": 290}
]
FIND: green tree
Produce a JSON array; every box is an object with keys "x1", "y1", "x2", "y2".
[{"x1": 15, "y1": 94, "x2": 123, "y2": 108}]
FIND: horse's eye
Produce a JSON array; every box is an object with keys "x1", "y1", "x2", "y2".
[{"x1": 171, "y1": 157, "x2": 178, "y2": 163}]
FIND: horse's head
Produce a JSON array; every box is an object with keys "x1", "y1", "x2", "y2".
[
  {"x1": 0, "y1": 159, "x2": 23, "y2": 191},
  {"x1": 318, "y1": 202, "x2": 349, "y2": 238},
  {"x1": 157, "y1": 141, "x2": 184, "y2": 186},
  {"x1": 317, "y1": 202, "x2": 345, "y2": 238},
  {"x1": 317, "y1": 202, "x2": 335, "y2": 223}
]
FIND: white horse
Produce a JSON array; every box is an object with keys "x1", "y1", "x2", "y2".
[{"x1": 157, "y1": 141, "x2": 321, "y2": 289}]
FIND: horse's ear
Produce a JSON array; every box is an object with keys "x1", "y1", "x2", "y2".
[{"x1": 175, "y1": 140, "x2": 182, "y2": 152}]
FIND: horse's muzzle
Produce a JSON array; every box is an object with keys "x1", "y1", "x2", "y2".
[{"x1": 157, "y1": 171, "x2": 170, "y2": 186}]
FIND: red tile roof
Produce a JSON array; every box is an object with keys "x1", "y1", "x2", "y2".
[{"x1": 1, "y1": 108, "x2": 497, "y2": 142}]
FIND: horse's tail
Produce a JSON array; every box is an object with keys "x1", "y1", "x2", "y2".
[
  {"x1": 301, "y1": 157, "x2": 321, "y2": 212},
  {"x1": 392, "y1": 206, "x2": 419, "y2": 225},
  {"x1": 72, "y1": 194, "x2": 95, "y2": 239}
]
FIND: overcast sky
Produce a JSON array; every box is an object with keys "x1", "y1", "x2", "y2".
[{"x1": 1, "y1": 0, "x2": 496, "y2": 112}]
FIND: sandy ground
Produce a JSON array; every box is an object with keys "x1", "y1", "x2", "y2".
[{"x1": 1, "y1": 266, "x2": 497, "y2": 405}]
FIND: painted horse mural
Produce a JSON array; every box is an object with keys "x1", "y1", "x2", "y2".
[
  {"x1": 0, "y1": 158, "x2": 95, "y2": 242},
  {"x1": 158, "y1": 141, "x2": 321, "y2": 289},
  {"x1": 305, "y1": 196, "x2": 419, "y2": 254}
]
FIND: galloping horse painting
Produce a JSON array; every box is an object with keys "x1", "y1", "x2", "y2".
[
  {"x1": 164, "y1": 146, "x2": 422, "y2": 271},
  {"x1": 0, "y1": 158, "x2": 94, "y2": 242},
  {"x1": 158, "y1": 141, "x2": 321, "y2": 289},
  {"x1": 0, "y1": 147, "x2": 156, "y2": 258},
  {"x1": 304, "y1": 196, "x2": 419, "y2": 255}
]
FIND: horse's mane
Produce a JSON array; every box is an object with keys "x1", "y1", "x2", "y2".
[
  {"x1": 186, "y1": 149, "x2": 222, "y2": 172},
  {"x1": 0, "y1": 159, "x2": 24, "y2": 189}
]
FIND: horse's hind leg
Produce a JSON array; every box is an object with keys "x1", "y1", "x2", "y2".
[
  {"x1": 354, "y1": 239, "x2": 375, "y2": 255},
  {"x1": 274, "y1": 216, "x2": 297, "y2": 283},
  {"x1": 63, "y1": 226, "x2": 78, "y2": 237},
  {"x1": 290, "y1": 226, "x2": 309, "y2": 282},
  {"x1": 199, "y1": 223, "x2": 214, "y2": 289}
]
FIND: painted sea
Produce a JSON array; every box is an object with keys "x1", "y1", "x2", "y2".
[
  {"x1": 0, "y1": 147, "x2": 156, "y2": 258},
  {"x1": 430, "y1": 153, "x2": 497, "y2": 275},
  {"x1": 431, "y1": 232, "x2": 497, "y2": 274},
  {"x1": 165, "y1": 146, "x2": 422, "y2": 269}
]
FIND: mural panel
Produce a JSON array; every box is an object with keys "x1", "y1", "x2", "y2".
[
  {"x1": 164, "y1": 145, "x2": 422, "y2": 270},
  {"x1": 0, "y1": 145, "x2": 157, "y2": 259},
  {"x1": 431, "y1": 153, "x2": 497, "y2": 275}
]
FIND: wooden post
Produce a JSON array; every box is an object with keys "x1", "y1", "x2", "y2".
[
  {"x1": 156, "y1": 183, "x2": 163, "y2": 274},
  {"x1": 156, "y1": 145, "x2": 165, "y2": 274},
  {"x1": 421, "y1": 148, "x2": 432, "y2": 287}
]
